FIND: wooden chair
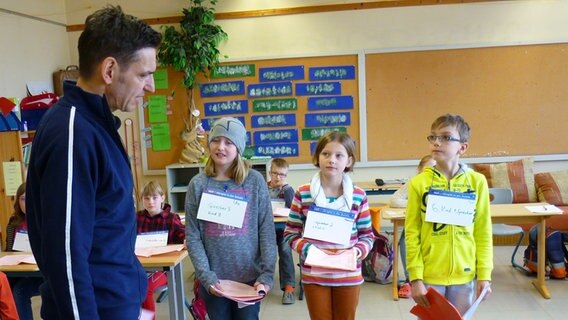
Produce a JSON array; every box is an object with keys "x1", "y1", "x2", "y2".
[{"x1": 490, "y1": 188, "x2": 525, "y2": 270}]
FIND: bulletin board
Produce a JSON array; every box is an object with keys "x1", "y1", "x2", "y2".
[
  {"x1": 365, "y1": 42, "x2": 568, "y2": 161},
  {"x1": 141, "y1": 54, "x2": 360, "y2": 170}
]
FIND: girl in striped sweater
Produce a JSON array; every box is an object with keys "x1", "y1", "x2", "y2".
[{"x1": 284, "y1": 132, "x2": 375, "y2": 320}]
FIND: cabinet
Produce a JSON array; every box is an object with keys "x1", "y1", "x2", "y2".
[
  {"x1": 165, "y1": 160, "x2": 270, "y2": 214},
  {"x1": 0, "y1": 131, "x2": 24, "y2": 248}
]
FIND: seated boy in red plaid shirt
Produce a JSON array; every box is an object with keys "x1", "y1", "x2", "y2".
[{"x1": 136, "y1": 181, "x2": 185, "y2": 318}]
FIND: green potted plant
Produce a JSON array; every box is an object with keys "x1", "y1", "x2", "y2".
[{"x1": 158, "y1": 0, "x2": 228, "y2": 163}]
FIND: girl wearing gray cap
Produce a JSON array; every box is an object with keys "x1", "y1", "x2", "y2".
[{"x1": 185, "y1": 117, "x2": 277, "y2": 320}]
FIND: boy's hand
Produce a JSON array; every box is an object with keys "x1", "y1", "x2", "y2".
[
  {"x1": 477, "y1": 280, "x2": 491, "y2": 301},
  {"x1": 411, "y1": 280, "x2": 430, "y2": 307}
]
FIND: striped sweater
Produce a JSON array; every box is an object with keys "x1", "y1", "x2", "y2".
[{"x1": 283, "y1": 182, "x2": 375, "y2": 286}]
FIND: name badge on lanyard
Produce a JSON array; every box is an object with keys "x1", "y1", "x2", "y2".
[
  {"x1": 13, "y1": 230, "x2": 32, "y2": 252},
  {"x1": 197, "y1": 189, "x2": 248, "y2": 228},
  {"x1": 303, "y1": 205, "x2": 355, "y2": 245},
  {"x1": 425, "y1": 189, "x2": 476, "y2": 227}
]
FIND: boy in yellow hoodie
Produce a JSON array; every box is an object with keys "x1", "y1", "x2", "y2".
[{"x1": 405, "y1": 114, "x2": 493, "y2": 315}]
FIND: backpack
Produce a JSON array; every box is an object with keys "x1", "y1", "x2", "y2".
[
  {"x1": 362, "y1": 232, "x2": 394, "y2": 284},
  {"x1": 523, "y1": 225, "x2": 568, "y2": 279},
  {"x1": 189, "y1": 279, "x2": 210, "y2": 320}
]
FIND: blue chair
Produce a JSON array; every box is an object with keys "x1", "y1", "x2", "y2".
[{"x1": 490, "y1": 188, "x2": 525, "y2": 270}]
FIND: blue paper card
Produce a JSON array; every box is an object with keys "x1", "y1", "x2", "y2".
[
  {"x1": 248, "y1": 82, "x2": 293, "y2": 98},
  {"x1": 307, "y1": 96, "x2": 354, "y2": 110},
  {"x1": 309, "y1": 65, "x2": 356, "y2": 81},
  {"x1": 253, "y1": 129, "x2": 299, "y2": 145},
  {"x1": 259, "y1": 65, "x2": 305, "y2": 82},
  {"x1": 305, "y1": 112, "x2": 351, "y2": 127},
  {"x1": 296, "y1": 82, "x2": 341, "y2": 96},
  {"x1": 204, "y1": 100, "x2": 249, "y2": 116},
  {"x1": 254, "y1": 143, "x2": 299, "y2": 157},
  {"x1": 200, "y1": 80, "x2": 245, "y2": 97},
  {"x1": 251, "y1": 114, "x2": 296, "y2": 128}
]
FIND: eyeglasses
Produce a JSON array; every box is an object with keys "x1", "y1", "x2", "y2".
[
  {"x1": 270, "y1": 171, "x2": 287, "y2": 178},
  {"x1": 426, "y1": 134, "x2": 462, "y2": 144}
]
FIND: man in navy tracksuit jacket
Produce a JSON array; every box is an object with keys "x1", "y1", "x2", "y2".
[{"x1": 25, "y1": 6, "x2": 161, "y2": 319}]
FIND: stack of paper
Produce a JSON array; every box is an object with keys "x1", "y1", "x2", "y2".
[
  {"x1": 214, "y1": 279, "x2": 266, "y2": 306},
  {"x1": 304, "y1": 246, "x2": 357, "y2": 272},
  {"x1": 273, "y1": 207, "x2": 291, "y2": 217},
  {"x1": 525, "y1": 205, "x2": 563, "y2": 214},
  {"x1": 0, "y1": 254, "x2": 36, "y2": 266},
  {"x1": 135, "y1": 244, "x2": 184, "y2": 257}
]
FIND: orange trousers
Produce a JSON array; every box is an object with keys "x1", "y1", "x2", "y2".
[
  {"x1": 303, "y1": 283, "x2": 360, "y2": 320},
  {"x1": 0, "y1": 271, "x2": 18, "y2": 320}
]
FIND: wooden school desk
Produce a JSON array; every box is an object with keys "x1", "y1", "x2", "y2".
[
  {"x1": 382, "y1": 203, "x2": 562, "y2": 301},
  {"x1": 0, "y1": 250, "x2": 189, "y2": 320}
]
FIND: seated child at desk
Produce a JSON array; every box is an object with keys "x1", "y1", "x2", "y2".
[
  {"x1": 136, "y1": 181, "x2": 185, "y2": 318},
  {"x1": 6, "y1": 182, "x2": 41, "y2": 320},
  {"x1": 267, "y1": 158, "x2": 296, "y2": 305},
  {"x1": 389, "y1": 155, "x2": 435, "y2": 299}
]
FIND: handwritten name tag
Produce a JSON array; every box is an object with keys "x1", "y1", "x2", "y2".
[
  {"x1": 303, "y1": 205, "x2": 355, "y2": 245},
  {"x1": 136, "y1": 230, "x2": 168, "y2": 248},
  {"x1": 425, "y1": 189, "x2": 476, "y2": 227},
  {"x1": 13, "y1": 230, "x2": 32, "y2": 252},
  {"x1": 197, "y1": 189, "x2": 248, "y2": 228}
]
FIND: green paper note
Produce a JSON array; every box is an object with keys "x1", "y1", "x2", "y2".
[
  {"x1": 148, "y1": 95, "x2": 167, "y2": 123},
  {"x1": 151, "y1": 123, "x2": 171, "y2": 151},
  {"x1": 153, "y1": 69, "x2": 168, "y2": 89}
]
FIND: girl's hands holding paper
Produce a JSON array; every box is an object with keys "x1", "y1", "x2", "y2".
[
  {"x1": 254, "y1": 282, "x2": 269, "y2": 296},
  {"x1": 209, "y1": 282, "x2": 224, "y2": 297}
]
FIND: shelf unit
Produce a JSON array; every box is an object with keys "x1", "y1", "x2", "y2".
[
  {"x1": 250, "y1": 159, "x2": 270, "y2": 180},
  {"x1": 165, "y1": 163, "x2": 204, "y2": 214}
]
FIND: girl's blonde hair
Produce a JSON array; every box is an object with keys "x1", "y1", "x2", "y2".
[
  {"x1": 204, "y1": 155, "x2": 251, "y2": 185},
  {"x1": 140, "y1": 180, "x2": 164, "y2": 198}
]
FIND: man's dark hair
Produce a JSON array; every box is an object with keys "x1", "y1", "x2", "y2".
[{"x1": 78, "y1": 5, "x2": 161, "y2": 79}]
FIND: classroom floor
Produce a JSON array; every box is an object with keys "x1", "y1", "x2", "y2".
[{"x1": 30, "y1": 246, "x2": 568, "y2": 319}]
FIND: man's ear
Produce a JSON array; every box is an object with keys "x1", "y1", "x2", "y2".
[{"x1": 101, "y1": 57, "x2": 118, "y2": 85}]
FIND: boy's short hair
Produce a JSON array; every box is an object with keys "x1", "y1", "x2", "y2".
[
  {"x1": 431, "y1": 113, "x2": 471, "y2": 142},
  {"x1": 312, "y1": 131, "x2": 356, "y2": 173},
  {"x1": 271, "y1": 158, "x2": 289, "y2": 170},
  {"x1": 141, "y1": 181, "x2": 164, "y2": 198}
]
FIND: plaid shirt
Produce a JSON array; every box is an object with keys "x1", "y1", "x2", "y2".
[{"x1": 136, "y1": 204, "x2": 185, "y2": 244}]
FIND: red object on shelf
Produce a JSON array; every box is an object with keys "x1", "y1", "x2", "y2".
[{"x1": 0, "y1": 97, "x2": 16, "y2": 116}]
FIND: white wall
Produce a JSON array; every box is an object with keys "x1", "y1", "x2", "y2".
[{"x1": 0, "y1": 0, "x2": 69, "y2": 99}]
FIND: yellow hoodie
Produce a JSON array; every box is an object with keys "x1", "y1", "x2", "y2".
[{"x1": 405, "y1": 165, "x2": 493, "y2": 285}]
